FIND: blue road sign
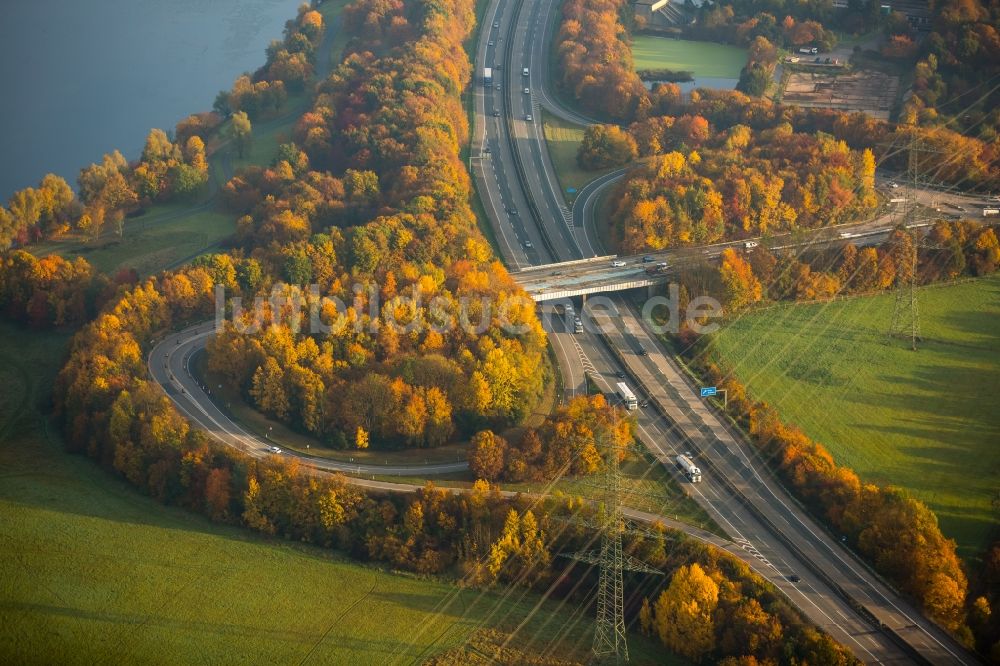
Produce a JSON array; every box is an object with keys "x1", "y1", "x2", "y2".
[{"x1": 700, "y1": 386, "x2": 717, "y2": 397}]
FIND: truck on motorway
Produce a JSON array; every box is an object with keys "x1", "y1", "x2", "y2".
[
  {"x1": 483, "y1": 67, "x2": 492, "y2": 85},
  {"x1": 798, "y1": 47, "x2": 818, "y2": 54},
  {"x1": 889, "y1": 197, "x2": 907, "y2": 203},
  {"x1": 616, "y1": 382, "x2": 638, "y2": 410},
  {"x1": 984, "y1": 208, "x2": 999, "y2": 217},
  {"x1": 645, "y1": 262, "x2": 669, "y2": 275},
  {"x1": 675, "y1": 454, "x2": 702, "y2": 483}
]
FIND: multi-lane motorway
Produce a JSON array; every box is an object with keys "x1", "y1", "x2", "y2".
[
  {"x1": 471, "y1": 0, "x2": 975, "y2": 662},
  {"x1": 146, "y1": 0, "x2": 978, "y2": 662}
]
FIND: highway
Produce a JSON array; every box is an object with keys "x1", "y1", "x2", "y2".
[
  {"x1": 142, "y1": 1, "x2": 978, "y2": 663},
  {"x1": 500, "y1": 0, "x2": 975, "y2": 662},
  {"x1": 148, "y1": 321, "x2": 805, "y2": 583}
]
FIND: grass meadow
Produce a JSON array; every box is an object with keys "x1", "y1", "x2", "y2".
[
  {"x1": 630, "y1": 37, "x2": 746, "y2": 79},
  {"x1": 709, "y1": 277, "x2": 1000, "y2": 561},
  {"x1": 541, "y1": 110, "x2": 620, "y2": 203}
]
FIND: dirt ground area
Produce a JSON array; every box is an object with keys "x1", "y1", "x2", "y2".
[{"x1": 782, "y1": 69, "x2": 899, "y2": 120}]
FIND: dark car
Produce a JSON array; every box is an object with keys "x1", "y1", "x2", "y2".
[
  {"x1": 638, "y1": 348, "x2": 647, "y2": 356},
  {"x1": 639, "y1": 400, "x2": 649, "y2": 408},
  {"x1": 642, "y1": 255, "x2": 655, "y2": 263},
  {"x1": 615, "y1": 370, "x2": 626, "y2": 379},
  {"x1": 788, "y1": 574, "x2": 801, "y2": 583},
  {"x1": 492, "y1": 109, "x2": 500, "y2": 117}
]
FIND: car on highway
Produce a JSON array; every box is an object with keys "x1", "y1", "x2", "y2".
[
  {"x1": 493, "y1": 20, "x2": 499, "y2": 27},
  {"x1": 888, "y1": 181, "x2": 900, "y2": 188},
  {"x1": 615, "y1": 370, "x2": 626, "y2": 379},
  {"x1": 638, "y1": 348, "x2": 647, "y2": 356},
  {"x1": 523, "y1": 239, "x2": 533, "y2": 249},
  {"x1": 788, "y1": 574, "x2": 801, "y2": 583},
  {"x1": 611, "y1": 259, "x2": 626, "y2": 267},
  {"x1": 492, "y1": 109, "x2": 500, "y2": 117},
  {"x1": 495, "y1": 83, "x2": 501, "y2": 90},
  {"x1": 642, "y1": 255, "x2": 655, "y2": 263},
  {"x1": 488, "y1": 40, "x2": 493, "y2": 46},
  {"x1": 269, "y1": 446, "x2": 282, "y2": 454},
  {"x1": 525, "y1": 113, "x2": 533, "y2": 121},
  {"x1": 639, "y1": 399, "x2": 649, "y2": 408},
  {"x1": 494, "y1": 63, "x2": 502, "y2": 70},
  {"x1": 744, "y1": 240, "x2": 759, "y2": 249},
  {"x1": 523, "y1": 87, "x2": 530, "y2": 94},
  {"x1": 507, "y1": 207, "x2": 518, "y2": 215}
]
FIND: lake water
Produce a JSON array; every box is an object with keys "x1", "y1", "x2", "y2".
[
  {"x1": 643, "y1": 77, "x2": 740, "y2": 94},
  {"x1": 0, "y1": 0, "x2": 301, "y2": 200}
]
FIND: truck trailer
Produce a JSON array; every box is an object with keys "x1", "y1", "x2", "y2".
[
  {"x1": 676, "y1": 454, "x2": 702, "y2": 483},
  {"x1": 616, "y1": 382, "x2": 638, "y2": 410}
]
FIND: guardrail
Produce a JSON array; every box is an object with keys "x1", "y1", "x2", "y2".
[{"x1": 516, "y1": 254, "x2": 617, "y2": 272}]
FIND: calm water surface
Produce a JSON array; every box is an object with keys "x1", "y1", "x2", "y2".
[{"x1": 0, "y1": 0, "x2": 300, "y2": 199}]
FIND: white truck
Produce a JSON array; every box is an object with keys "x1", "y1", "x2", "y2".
[
  {"x1": 798, "y1": 47, "x2": 818, "y2": 55},
  {"x1": 676, "y1": 454, "x2": 702, "y2": 483},
  {"x1": 616, "y1": 382, "x2": 638, "y2": 410}
]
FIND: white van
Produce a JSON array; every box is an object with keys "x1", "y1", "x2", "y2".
[
  {"x1": 744, "y1": 241, "x2": 759, "y2": 249},
  {"x1": 522, "y1": 67, "x2": 529, "y2": 77}
]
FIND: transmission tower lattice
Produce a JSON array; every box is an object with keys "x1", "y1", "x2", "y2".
[
  {"x1": 561, "y1": 435, "x2": 662, "y2": 664},
  {"x1": 887, "y1": 134, "x2": 942, "y2": 350}
]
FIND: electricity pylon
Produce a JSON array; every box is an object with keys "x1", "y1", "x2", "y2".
[
  {"x1": 561, "y1": 435, "x2": 663, "y2": 663},
  {"x1": 887, "y1": 134, "x2": 939, "y2": 350}
]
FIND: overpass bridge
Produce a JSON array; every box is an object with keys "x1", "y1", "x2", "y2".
[
  {"x1": 512, "y1": 219, "x2": 929, "y2": 301},
  {"x1": 513, "y1": 254, "x2": 673, "y2": 301}
]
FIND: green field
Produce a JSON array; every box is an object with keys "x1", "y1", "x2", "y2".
[
  {"x1": 631, "y1": 37, "x2": 746, "y2": 79},
  {"x1": 0, "y1": 322, "x2": 677, "y2": 664},
  {"x1": 710, "y1": 277, "x2": 1000, "y2": 561},
  {"x1": 541, "y1": 110, "x2": 619, "y2": 204},
  {"x1": 34, "y1": 205, "x2": 234, "y2": 276}
]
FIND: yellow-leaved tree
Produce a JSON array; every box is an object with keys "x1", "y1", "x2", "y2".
[{"x1": 653, "y1": 563, "x2": 719, "y2": 660}]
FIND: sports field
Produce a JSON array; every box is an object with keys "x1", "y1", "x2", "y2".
[
  {"x1": 710, "y1": 277, "x2": 1000, "y2": 561},
  {"x1": 0, "y1": 323, "x2": 672, "y2": 664},
  {"x1": 631, "y1": 37, "x2": 746, "y2": 79}
]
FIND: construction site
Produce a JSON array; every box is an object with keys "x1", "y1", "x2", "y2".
[{"x1": 782, "y1": 68, "x2": 900, "y2": 120}]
